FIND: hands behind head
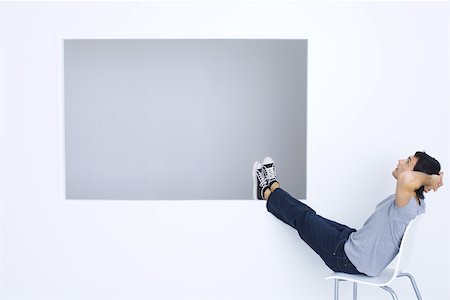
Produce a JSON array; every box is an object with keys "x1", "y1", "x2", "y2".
[{"x1": 424, "y1": 172, "x2": 444, "y2": 193}]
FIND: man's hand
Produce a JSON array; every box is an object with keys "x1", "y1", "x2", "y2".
[
  {"x1": 396, "y1": 171, "x2": 444, "y2": 207},
  {"x1": 424, "y1": 172, "x2": 444, "y2": 193}
]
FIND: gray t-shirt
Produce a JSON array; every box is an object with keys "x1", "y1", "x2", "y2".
[{"x1": 344, "y1": 194, "x2": 425, "y2": 276}]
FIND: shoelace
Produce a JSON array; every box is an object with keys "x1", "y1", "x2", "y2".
[
  {"x1": 264, "y1": 165, "x2": 276, "y2": 181},
  {"x1": 256, "y1": 169, "x2": 268, "y2": 187}
]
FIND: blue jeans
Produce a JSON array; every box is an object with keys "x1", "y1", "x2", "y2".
[{"x1": 266, "y1": 188, "x2": 365, "y2": 275}]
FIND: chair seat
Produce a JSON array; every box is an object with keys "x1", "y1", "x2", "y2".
[
  {"x1": 325, "y1": 217, "x2": 423, "y2": 299},
  {"x1": 325, "y1": 268, "x2": 396, "y2": 287}
]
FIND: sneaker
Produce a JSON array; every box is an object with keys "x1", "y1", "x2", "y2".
[
  {"x1": 263, "y1": 156, "x2": 278, "y2": 188},
  {"x1": 252, "y1": 161, "x2": 269, "y2": 200}
]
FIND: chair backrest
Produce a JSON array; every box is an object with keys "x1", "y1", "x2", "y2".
[{"x1": 392, "y1": 214, "x2": 422, "y2": 276}]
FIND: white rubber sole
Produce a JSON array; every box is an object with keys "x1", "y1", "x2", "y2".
[
  {"x1": 252, "y1": 161, "x2": 259, "y2": 200},
  {"x1": 263, "y1": 156, "x2": 274, "y2": 166}
]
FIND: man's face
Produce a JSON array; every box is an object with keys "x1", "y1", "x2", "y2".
[{"x1": 392, "y1": 154, "x2": 419, "y2": 179}]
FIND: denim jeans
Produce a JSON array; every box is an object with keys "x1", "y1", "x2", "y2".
[{"x1": 266, "y1": 188, "x2": 365, "y2": 275}]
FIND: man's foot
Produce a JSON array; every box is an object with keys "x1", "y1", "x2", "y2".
[
  {"x1": 263, "y1": 156, "x2": 279, "y2": 189},
  {"x1": 252, "y1": 161, "x2": 269, "y2": 200}
]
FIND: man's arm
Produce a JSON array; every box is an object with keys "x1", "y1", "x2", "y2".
[{"x1": 395, "y1": 171, "x2": 444, "y2": 207}]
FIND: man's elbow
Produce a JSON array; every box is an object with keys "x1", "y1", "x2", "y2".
[{"x1": 397, "y1": 171, "x2": 417, "y2": 190}]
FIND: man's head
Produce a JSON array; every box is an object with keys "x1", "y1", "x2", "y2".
[{"x1": 392, "y1": 151, "x2": 441, "y2": 199}]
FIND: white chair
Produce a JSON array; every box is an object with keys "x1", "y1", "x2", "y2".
[{"x1": 325, "y1": 215, "x2": 423, "y2": 300}]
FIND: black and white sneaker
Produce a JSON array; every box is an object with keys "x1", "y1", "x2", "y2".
[
  {"x1": 263, "y1": 156, "x2": 278, "y2": 188},
  {"x1": 252, "y1": 161, "x2": 269, "y2": 200}
]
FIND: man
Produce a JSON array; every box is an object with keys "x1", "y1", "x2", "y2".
[{"x1": 252, "y1": 152, "x2": 443, "y2": 276}]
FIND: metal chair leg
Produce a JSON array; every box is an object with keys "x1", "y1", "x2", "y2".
[
  {"x1": 380, "y1": 286, "x2": 399, "y2": 300},
  {"x1": 353, "y1": 282, "x2": 357, "y2": 300},
  {"x1": 398, "y1": 272, "x2": 423, "y2": 300},
  {"x1": 334, "y1": 279, "x2": 340, "y2": 300}
]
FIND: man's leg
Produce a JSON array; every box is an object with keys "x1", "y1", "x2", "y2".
[
  {"x1": 266, "y1": 182, "x2": 350, "y2": 233},
  {"x1": 266, "y1": 186, "x2": 353, "y2": 270}
]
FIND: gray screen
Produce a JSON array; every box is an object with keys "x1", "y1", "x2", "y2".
[{"x1": 64, "y1": 39, "x2": 307, "y2": 200}]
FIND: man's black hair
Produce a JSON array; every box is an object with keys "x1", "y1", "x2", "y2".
[{"x1": 413, "y1": 151, "x2": 441, "y2": 200}]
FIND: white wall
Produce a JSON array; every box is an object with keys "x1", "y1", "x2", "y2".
[{"x1": 0, "y1": 1, "x2": 448, "y2": 299}]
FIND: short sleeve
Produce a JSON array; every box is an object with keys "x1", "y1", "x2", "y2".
[{"x1": 393, "y1": 197, "x2": 420, "y2": 221}]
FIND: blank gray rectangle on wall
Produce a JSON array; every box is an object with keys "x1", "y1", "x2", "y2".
[{"x1": 64, "y1": 39, "x2": 307, "y2": 200}]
